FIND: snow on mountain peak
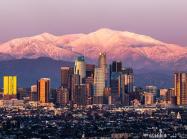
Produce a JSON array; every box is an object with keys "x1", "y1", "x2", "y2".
[
  {"x1": 92, "y1": 28, "x2": 162, "y2": 44},
  {"x1": 32, "y1": 32, "x2": 57, "y2": 41},
  {"x1": 0, "y1": 28, "x2": 187, "y2": 70}
]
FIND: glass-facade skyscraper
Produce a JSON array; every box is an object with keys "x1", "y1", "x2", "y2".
[
  {"x1": 74, "y1": 56, "x2": 86, "y2": 84},
  {"x1": 94, "y1": 68, "x2": 105, "y2": 104}
]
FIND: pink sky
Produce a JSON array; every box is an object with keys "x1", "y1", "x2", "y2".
[{"x1": 0, "y1": 0, "x2": 187, "y2": 45}]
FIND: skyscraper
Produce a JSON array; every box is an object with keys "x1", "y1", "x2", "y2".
[
  {"x1": 60, "y1": 67, "x2": 73, "y2": 88},
  {"x1": 37, "y1": 78, "x2": 50, "y2": 103},
  {"x1": 56, "y1": 87, "x2": 69, "y2": 105},
  {"x1": 74, "y1": 84, "x2": 87, "y2": 106},
  {"x1": 110, "y1": 72, "x2": 121, "y2": 104},
  {"x1": 30, "y1": 84, "x2": 37, "y2": 101},
  {"x1": 86, "y1": 64, "x2": 95, "y2": 78},
  {"x1": 74, "y1": 56, "x2": 86, "y2": 83},
  {"x1": 98, "y1": 52, "x2": 107, "y2": 70},
  {"x1": 98, "y1": 52, "x2": 109, "y2": 86},
  {"x1": 3, "y1": 76, "x2": 17, "y2": 100},
  {"x1": 120, "y1": 68, "x2": 134, "y2": 93},
  {"x1": 71, "y1": 74, "x2": 80, "y2": 103},
  {"x1": 174, "y1": 72, "x2": 187, "y2": 105},
  {"x1": 119, "y1": 68, "x2": 134, "y2": 105},
  {"x1": 85, "y1": 77, "x2": 94, "y2": 104},
  {"x1": 93, "y1": 68, "x2": 105, "y2": 104},
  {"x1": 112, "y1": 61, "x2": 122, "y2": 72}
]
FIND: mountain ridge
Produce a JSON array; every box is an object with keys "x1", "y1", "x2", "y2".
[{"x1": 0, "y1": 28, "x2": 187, "y2": 71}]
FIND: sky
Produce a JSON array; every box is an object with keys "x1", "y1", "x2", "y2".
[{"x1": 0, "y1": 0, "x2": 187, "y2": 45}]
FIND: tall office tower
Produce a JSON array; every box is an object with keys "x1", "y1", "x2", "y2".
[
  {"x1": 71, "y1": 74, "x2": 80, "y2": 103},
  {"x1": 56, "y1": 87, "x2": 69, "y2": 105},
  {"x1": 110, "y1": 72, "x2": 121, "y2": 104},
  {"x1": 93, "y1": 68, "x2": 105, "y2": 104},
  {"x1": 112, "y1": 61, "x2": 122, "y2": 72},
  {"x1": 37, "y1": 78, "x2": 50, "y2": 103},
  {"x1": 86, "y1": 64, "x2": 95, "y2": 77},
  {"x1": 85, "y1": 77, "x2": 94, "y2": 104},
  {"x1": 119, "y1": 68, "x2": 134, "y2": 105},
  {"x1": 3, "y1": 76, "x2": 17, "y2": 100},
  {"x1": 98, "y1": 52, "x2": 107, "y2": 70},
  {"x1": 144, "y1": 92, "x2": 155, "y2": 105},
  {"x1": 98, "y1": 52, "x2": 109, "y2": 86},
  {"x1": 174, "y1": 72, "x2": 187, "y2": 105},
  {"x1": 60, "y1": 67, "x2": 73, "y2": 88},
  {"x1": 74, "y1": 56, "x2": 86, "y2": 84},
  {"x1": 74, "y1": 84, "x2": 87, "y2": 106},
  {"x1": 30, "y1": 84, "x2": 37, "y2": 101},
  {"x1": 85, "y1": 83, "x2": 93, "y2": 105},
  {"x1": 120, "y1": 69, "x2": 134, "y2": 93}
]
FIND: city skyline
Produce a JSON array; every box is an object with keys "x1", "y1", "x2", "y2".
[
  {"x1": 0, "y1": 53, "x2": 186, "y2": 107},
  {"x1": 0, "y1": 45, "x2": 187, "y2": 139},
  {"x1": 0, "y1": 1, "x2": 187, "y2": 138}
]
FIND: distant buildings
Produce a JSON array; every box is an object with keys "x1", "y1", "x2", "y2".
[
  {"x1": 3, "y1": 76, "x2": 17, "y2": 100},
  {"x1": 37, "y1": 78, "x2": 50, "y2": 103},
  {"x1": 56, "y1": 87, "x2": 69, "y2": 105},
  {"x1": 144, "y1": 92, "x2": 155, "y2": 105},
  {"x1": 174, "y1": 72, "x2": 187, "y2": 105},
  {"x1": 110, "y1": 61, "x2": 134, "y2": 105},
  {"x1": 2, "y1": 53, "x2": 185, "y2": 108},
  {"x1": 30, "y1": 84, "x2": 37, "y2": 101},
  {"x1": 166, "y1": 88, "x2": 176, "y2": 105},
  {"x1": 145, "y1": 86, "x2": 158, "y2": 94}
]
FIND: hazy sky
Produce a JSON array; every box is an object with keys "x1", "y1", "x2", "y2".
[{"x1": 0, "y1": 0, "x2": 187, "y2": 45}]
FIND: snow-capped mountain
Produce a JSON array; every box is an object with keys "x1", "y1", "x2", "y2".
[{"x1": 0, "y1": 28, "x2": 187, "y2": 70}]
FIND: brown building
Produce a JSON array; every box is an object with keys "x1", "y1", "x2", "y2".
[
  {"x1": 70, "y1": 74, "x2": 80, "y2": 103},
  {"x1": 166, "y1": 88, "x2": 175, "y2": 104},
  {"x1": 174, "y1": 72, "x2": 187, "y2": 105},
  {"x1": 144, "y1": 92, "x2": 155, "y2": 105},
  {"x1": 56, "y1": 87, "x2": 69, "y2": 105},
  {"x1": 86, "y1": 64, "x2": 95, "y2": 78},
  {"x1": 74, "y1": 84, "x2": 87, "y2": 106},
  {"x1": 37, "y1": 78, "x2": 50, "y2": 103},
  {"x1": 111, "y1": 61, "x2": 122, "y2": 72},
  {"x1": 30, "y1": 85, "x2": 38, "y2": 101},
  {"x1": 85, "y1": 76, "x2": 94, "y2": 104},
  {"x1": 60, "y1": 67, "x2": 73, "y2": 88},
  {"x1": 104, "y1": 87, "x2": 112, "y2": 104}
]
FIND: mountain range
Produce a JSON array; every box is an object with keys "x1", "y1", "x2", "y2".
[{"x1": 0, "y1": 28, "x2": 186, "y2": 88}]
